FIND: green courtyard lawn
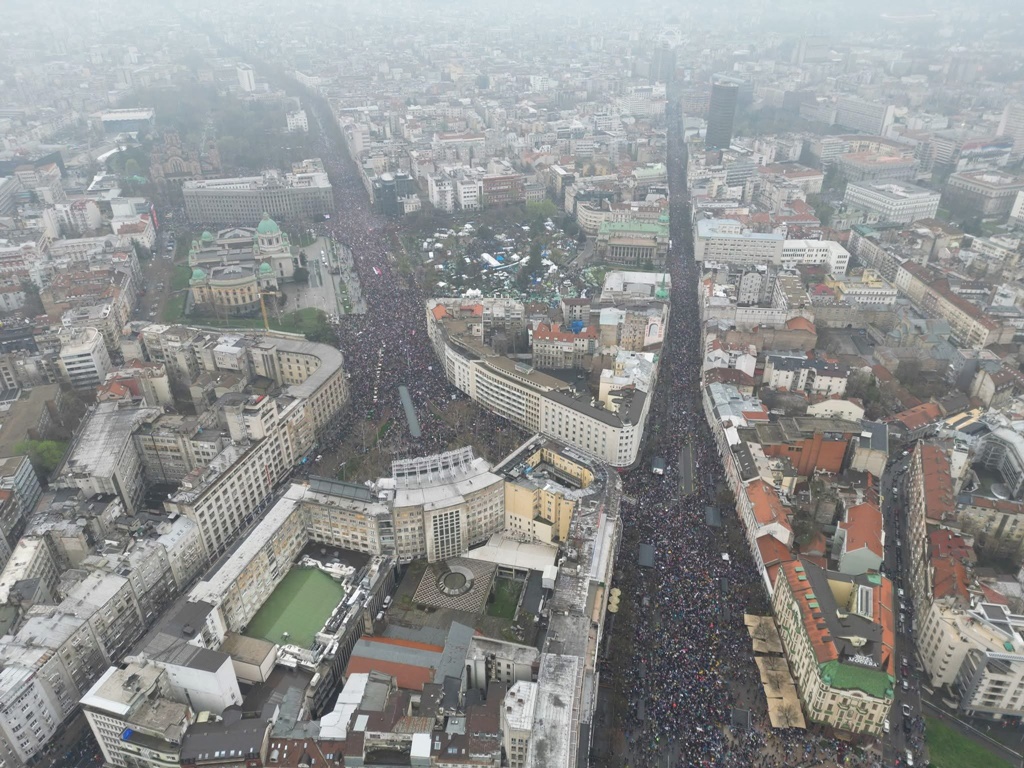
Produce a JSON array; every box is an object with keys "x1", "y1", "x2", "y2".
[
  {"x1": 171, "y1": 263, "x2": 191, "y2": 291},
  {"x1": 487, "y1": 578, "x2": 523, "y2": 620},
  {"x1": 925, "y1": 716, "x2": 1015, "y2": 768},
  {"x1": 244, "y1": 567, "x2": 347, "y2": 648},
  {"x1": 186, "y1": 306, "x2": 330, "y2": 335}
]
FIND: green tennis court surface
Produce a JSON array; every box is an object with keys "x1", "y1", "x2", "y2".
[{"x1": 244, "y1": 567, "x2": 347, "y2": 648}]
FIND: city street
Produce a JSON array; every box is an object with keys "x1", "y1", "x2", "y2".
[
  {"x1": 679, "y1": 441, "x2": 695, "y2": 497},
  {"x1": 282, "y1": 236, "x2": 366, "y2": 318},
  {"x1": 880, "y1": 452, "x2": 924, "y2": 765}
]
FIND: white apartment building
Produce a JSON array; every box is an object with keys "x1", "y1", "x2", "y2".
[
  {"x1": 502, "y1": 682, "x2": 538, "y2": 768},
  {"x1": 390, "y1": 447, "x2": 505, "y2": 563},
  {"x1": 834, "y1": 97, "x2": 896, "y2": 135},
  {"x1": 236, "y1": 64, "x2": 256, "y2": 92},
  {"x1": 843, "y1": 182, "x2": 941, "y2": 224},
  {"x1": 434, "y1": 336, "x2": 649, "y2": 467},
  {"x1": 286, "y1": 109, "x2": 309, "y2": 133},
  {"x1": 427, "y1": 174, "x2": 455, "y2": 212},
  {"x1": 81, "y1": 664, "x2": 193, "y2": 768},
  {"x1": 918, "y1": 602, "x2": 1024, "y2": 719},
  {"x1": 780, "y1": 240, "x2": 850, "y2": 276},
  {"x1": 163, "y1": 396, "x2": 294, "y2": 558},
  {"x1": 694, "y1": 219, "x2": 850, "y2": 276},
  {"x1": 694, "y1": 219, "x2": 785, "y2": 266},
  {"x1": 57, "y1": 327, "x2": 112, "y2": 389}
]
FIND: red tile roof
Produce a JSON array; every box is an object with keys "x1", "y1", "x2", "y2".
[
  {"x1": 344, "y1": 657, "x2": 434, "y2": 691},
  {"x1": 746, "y1": 480, "x2": 792, "y2": 531},
  {"x1": 892, "y1": 402, "x2": 943, "y2": 431},
  {"x1": 840, "y1": 503, "x2": 884, "y2": 559},
  {"x1": 785, "y1": 316, "x2": 816, "y2": 334},
  {"x1": 917, "y1": 444, "x2": 955, "y2": 524}
]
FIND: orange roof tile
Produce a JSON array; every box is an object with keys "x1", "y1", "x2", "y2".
[
  {"x1": 344, "y1": 657, "x2": 434, "y2": 691},
  {"x1": 533, "y1": 322, "x2": 597, "y2": 342},
  {"x1": 892, "y1": 402, "x2": 943, "y2": 431},
  {"x1": 803, "y1": 530, "x2": 828, "y2": 557},
  {"x1": 785, "y1": 316, "x2": 816, "y2": 334},
  {"x1": 928, "y1": 529, "x2": 974, "y2": 561},
  {"x1": 757, "y1": 534, "x2": 794, "y2": 586},
  {"x1": 932, "y1": 558, "x2": 970, "y2": 602},
  {"x1": 840, "y1": 502, "x2": 884, "y2": 559},
  {"x1": 745, "y1": 480, "x2": 792, "y2": 530},
  {"x1": 431, "y1": 305, "x2": 448, "y2": 321},
  {"x1": 918, "y1": 444, "x2": 955, "y2": 524},
  {"x1": 979, "y1": 584, "x2": 1010, "y2": 605}
]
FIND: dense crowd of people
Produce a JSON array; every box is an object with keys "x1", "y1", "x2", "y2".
[
  {"x1": 300, "y1": 111, "x2": 526, "y2": 471},
  {"x1": 597, "y1": 144, "x2": 882, "y2": 767},
  {"x1": 287, "y1": 104, "x2": 882, "y2": 767}
]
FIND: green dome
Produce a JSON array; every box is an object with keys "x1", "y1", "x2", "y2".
[
  {"x1": 201, "y1": 231, "x2": 214, "y2": 242},
  {"x1": 257, "y1": 214, "x2": 280, "y2": 235},
  {"x1": 191, "y1": 267, "x2": 206, "y2": 280},
  {"x1": 259, "y1": 262, "x2": 273, "y2": 274}
]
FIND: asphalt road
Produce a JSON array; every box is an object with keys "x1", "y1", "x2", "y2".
[
  {"x1": 881, "y1": 452, "x2": 925, "y2": 765},
  {"x1": 679, "y1": 441, "x2": 694, "y2": 497}
]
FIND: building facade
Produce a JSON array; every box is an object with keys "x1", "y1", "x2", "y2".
[{"x1": 773, "y1": 560, "x2": 894, "y2": 736}]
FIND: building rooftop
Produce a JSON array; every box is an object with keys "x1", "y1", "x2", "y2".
[
  {"x1": 58, "y1": 402, "x2": 162, "y2": 482},
  {"x1": 780, "y1": 559, "x2": 895, "y2": 699},
  {"x1": 526, "y1": 654, "x2": 580, "y2": 768},
  {"x1": 179, "y1": 710, "x2": 270, "y2": 765},
  {"x1": 839, "y1": 503, "x2": 884, "y2": 559},
  {"x1": 847, "y1": 181, "x2": 939, "y2": 200},
  {"x1": 188, "y1": 485, "x2": 306, "y2": 606}
]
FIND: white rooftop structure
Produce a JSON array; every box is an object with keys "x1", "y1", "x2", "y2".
[
  {"x1": 461, "y1": 533, "x2": 558, "y2": 572},
  {"x1": 526, "y1": 654, "x2": 581, "y2": 768},
  {"x1": 319, "y1": 672, "x2": 369, "y2": 740},
  {"x1": 390, "y1": 446, "x2": 502, "y2": 510},
  {"x1": 504, "y1": 681, "x2": 538, "y2": 731},
  {"x1": 600, "y1": 270, "x2": 672, "y2": 301}
]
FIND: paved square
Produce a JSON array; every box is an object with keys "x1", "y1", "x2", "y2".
[{"x1": 412, "y1": 557, "x2": 497, "y2": 613}]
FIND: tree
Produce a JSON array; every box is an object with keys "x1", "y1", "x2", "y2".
[
  {"x1": 526, "y1": 200, "x2": 558, "y2": 220},
  {"x1": 14, "y1": 439, "x2": 67, "y2": 477},
  {"x1": 132, "y1": 241, "x2": 151, "y2": 263},
  {"x1": 777, "y1": 703, "x2": 801, "y2": 729},
  {"x1": 123, "y1": 158, "x2": 141, "y2": 178},
  {"x1": 19, "y1": 280, "x2": 43, "y2": 316},
  {"x1": 293, "y1": 266, "x2": 310, "y2": 283}
]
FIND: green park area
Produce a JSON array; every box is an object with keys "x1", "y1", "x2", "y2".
[
  {"x1": 244, "y1": 567, "x2": 347, "y2": 648},
  {"x1": 925, "y1": 716, "x2": 1015, "y2": 768},
  {"x1": 487, "y1": 578, "x2": 523, "y2": 620}
]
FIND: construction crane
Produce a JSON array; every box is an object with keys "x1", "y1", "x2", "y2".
[{"x1": 258, "y1": 290, "x2": 276, "y2": 331}]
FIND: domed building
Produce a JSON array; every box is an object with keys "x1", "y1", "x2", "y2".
[
  {"x1": 188, "y1": 213, "x2": 298, "y2": 281},
  {"x1": 190, "y1": 260, "x2": 279, "y2": 317},
  {"x1": 185, "y1": 213, "x2": 303, "y2": 318},
  {"x1": 252, "y1": 214, "x2": 296, "y2": 280}
]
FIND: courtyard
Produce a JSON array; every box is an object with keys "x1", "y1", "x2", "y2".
[{"x1": 243, "y1": 567, "x2": 348, "y2": 649}]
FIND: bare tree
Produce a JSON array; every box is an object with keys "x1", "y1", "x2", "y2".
[{"x1": 777, "y1": 703, "x2": 801, "y2": 729}]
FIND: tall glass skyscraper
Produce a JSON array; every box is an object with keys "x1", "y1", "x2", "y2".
[{"x1": 706, "y1": 81, "x2": 739, "y2": 150}]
